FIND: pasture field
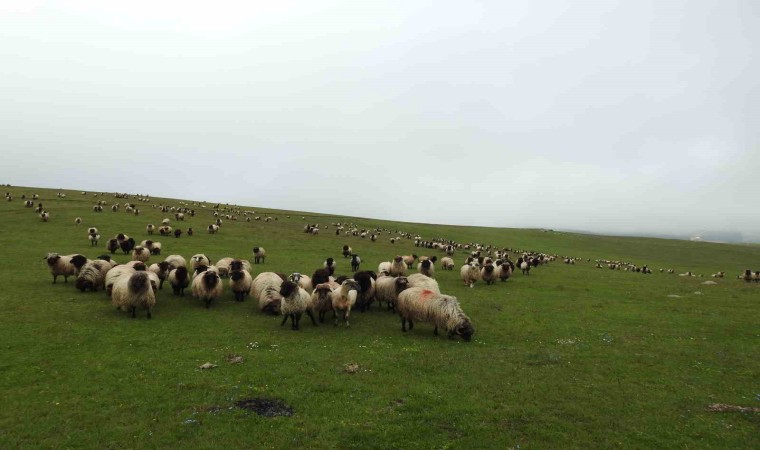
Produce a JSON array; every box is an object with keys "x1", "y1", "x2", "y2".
[{"x1": 0, "y1": 186, "x2": 758, "y2": 449}]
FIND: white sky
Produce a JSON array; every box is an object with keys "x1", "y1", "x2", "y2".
[{"x1": 1, "y1": 1, "x2": 758, "y2": 238}]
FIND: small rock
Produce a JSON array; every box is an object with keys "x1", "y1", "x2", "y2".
[
  {"x1": 343, "y1": 363, "x2": 360, "y2": 374},
  {"x1": 198, "y1": 362, "x2": 217, "y2": 370},
  {"x1": 702, "y1": 281, "x2": 718, "y2": 285},
  {"x1": 667, "y1": 294, "x2": 681, "y2": 298}
]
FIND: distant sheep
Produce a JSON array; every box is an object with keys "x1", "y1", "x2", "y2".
[
  {"x1": 106, "y1": 238, "x2": 119, "y2": 254},
  {"x1": 375, "y1": 276, "x2": 409, "y2": 311},
  {"x1": 350, "y1": 254, "x2": 361, "y2": 272},
  {"x1": 342, "y1": 245, "x2": 352, "y2": 258},
  {"x1": 279, "y1": 281, "x2": 317, "y2": 330},
  {"x1": 252, "y1": 247, "x2": 266, "y2": 264},
  {"x1": 89, "y1": 231, "x2": 100, "y2": 247},
  {"x1": 192, "y1": 270, "x2": 223, "y2": 308},
  {"x1": 520, "y1": 261, "x2": 530, "y2": 275},
  {"x1": 75, "y1": 217, "x2": 82, "y2": 225},
  {"x1": 396, "y1": 287, "x2": 474, "y2": 341},
  {"x1": 119, "y1": 237, "x2": 136, "y2": 255},
  {"x1": 324, "y1": 257, "x2": 337, "y2": 276},
  {"x1": 40, "y1": 211, "x2": 50, "y2": 222},
  {"x1": 207, "y1": 224, "x2": 219, "y2": 234},
  {"x1": 460, "y1": 263, "x2": 480, "y2": 288},
  {"x1": 250, "y1": 272, "x2": 285, "y2": 315},
  {"x1": 111, "y1": 272, "x2": 155, "y2": 319},
  {"x1": 146, "y1": 224, "x2": 155, "y2": 235},
  {"x1": 158, "y1": 225, "x2": 172, "y2": 236}
]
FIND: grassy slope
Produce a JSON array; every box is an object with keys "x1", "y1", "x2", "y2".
[{"x1": 0, "y1": 186, "x2": 757, "y2": 449}]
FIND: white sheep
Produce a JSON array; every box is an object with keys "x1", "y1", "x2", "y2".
[
  {"x1": 440, "y1": 257, "x2": 455, "y2": 271},
  {"x1": 40, "y1": 211, "x2": 50, "y2": 222},
  {"x1": 460, "y1": 263, "x2": 480, "y2": 288},
  {"x1": 190, "y1": 254, "x2": 211, "y2": 270},
  {"x1": 480, "y1": 264, "x2": 497, "y2": 285},
  {"x1": 105, "y1": 265, "x2": 137, "y2": 296},
  {"x1": 417, "y1": 259, "x2": 435, "y2": 278},
  {"x1": 390, "y1": 256, "x2": 407, "y2": 276},
  {"x1": 378, "y1": 261, "x2": 392, "y2": 274},
  {"x1": 289, "y1": 272, "x2": 313, "y2": 293},
  {"x1": 44, "y1": 253, "x2": 88, "y2": 284},
  {"x1": 164, "y1": 254, "x2": 187, "y2": 269},
  {"x1": 146, "y1": 224, "x2": 155, "y2": 235},
  {"x1": 252, "y1": 246, "x2": 266, "y2": 264},
  {"x1": 278, "y1": 281, "x2": 317, "y2": 330},
  {"x1": 407, "y1": 273, "x2": 440, "y2": 293},
  {"x1": 250, "y1": 272, "x2": 284, "y2": 315},
  {"x1": 148, "y1": 261, "x2": 173, "y2": 290},
  {"x1": 520, "y1": 261, "x2": 531, "y2": 275},
  {"x1": 192, "y1": 270, "x2": 223, "y2": 308},
  {"x1": 396, "y1": 287, "x2": 474, "y2": 341},
  {"x1": 75, "y1": 260, "x2": 111, "y2": 292},
  {"x1": 207, "y1": 224, "x2": 219, "y2": 234},
  {"x1": 132, "y1": 246, "x2": 151, "y2": 262},
  {"x1": 75, "y1": 217, "x2": 82, "y2": 225},
  {"x1": 215, "y1": 257, "x2": 234, "y2": 278},
  {"x1": 374, "y1": 276, "x2": 409, "y2": 311},
  {"x1": 330, "y1": 279, "x2": 361, "y2": 327},
  {"x1": 111, "y1": 271, "x2": 156, "y2": 319},
  {"x1": 230, "y1": 268, "x2": 253, "y2": 301}
]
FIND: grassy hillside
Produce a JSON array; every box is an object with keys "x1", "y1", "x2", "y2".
[{"x1": 1, "y1": 186, "x2": 758, "y2": 449}]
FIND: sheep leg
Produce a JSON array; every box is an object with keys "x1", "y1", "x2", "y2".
[
  {"x1": 334, "y1": 310, "x2": 339, "y2": 327},
  {"x1": 433, "y1": 325, "x2": 439, "y2": 336},
  {"x1": 52, "y1": 275, "x2": 57, "y2": 284},
  {"x1": 147, "y1": 310, "x2": 152, "y2": 319},
  {"x1": 159, "y1": 279, "x2": 164, "y2": 290},
  {"x1": 401, "y1": 317, "x2": 407, "y2": 332},
  {"x1": 306, "y1": 310, "x2": 317, "y2": 326},
  {"x1": 204, "y1": 298, "x2": 211, "y2": 309},
  {"x1": 344, "y1": 309, "x2": 350, "y2": 327},
  {"x1": 280, "y1": 315, "x2": 288, "y2": 326},
  {"x1": 131, "y1": 307, "x2": 136, "y2": 318},
  {"x1": 293, "y1": 313, "x2": 302, "y2": 330}
]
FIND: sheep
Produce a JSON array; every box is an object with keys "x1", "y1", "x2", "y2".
[
  {"x1": 104, "y1": 265, "x2": 135, "y2": 296},
  {"x1": 111, "y1": 272, "x2": 156, "y2": 319},
  {"x1": 350, "y1": 254, "x2": 361, "y2": 272},
  {"x1": 330, "y1": 279, "x2": 361, "y2": 327},
  {"x1": 123, "y1": 260, "x2": 147, "y2": 270},
  {"x1": 711, "y1": 271, "x2": 725, "y2": 278},
  {"x1": 167, "y1": 266, "x2": 190, "y2": 296},
  {"x1": 215, "y1": 257, "x2": 234, "y2": 278},
  {"x1": 375, "y1": 276, "x2": 409, "y2": 311},
  {"x1": 192, "y1": 270, "x2": 223, "y2": 308},
  {"x1": 190, "y1": 254, "x2": 211, "y2": 270},
  {"x1": 119, "y1": 237, "x2": 136, "y2": 255},
  {"x1": 342, "y1": 245, "x2": 352, "y2": 258},
  {"x1": 435, "y1": 257, "x2": 453, "y2": 271},
  {"x1": 520, "y1": 261, "x2": 531, "y2": 275},
  {"x1": 402, "y1": 254, "x2": 418, "y2": 268},
  {"x1": 132, "y1": 246, "x2": 151, "y2": 262},
  {"x1": 353, "y1": 271, "x2": 376, "y2": 312},
  {"x1": 396, "y1": 287, "x2": 474, "y2": 341},
  {"x1": 496, "y1": 262, "x2": 513, "y2": 282},
  {"x1": 148, "y1": 261, "x2": 173, "y2": 289},
  {"x1": 252, "y1": 246, "x2": 266, "y2": 264},
  {"x1": 390, "y1": 256, "x2": 407, "y2": 276},
  {"x1": 158, "y1": 225, "x2": 172, "y2": 236},
  {"x1": 407, "y1": 273, "x2": 440, "y2": 293},
  {"x1": 162, "y1": 218, "x2": 171, "y2": 225},
  {"x1": 172, "y1": 229, "x2": 181, "y2": 238},
  {"x1": 44, "y1": 253, "x2": 88, "y2": 284},
  {"x1": 311, "y1": 268, "x2": 332, "y2": 288},
  {"x1": 164, "y1": 254, "x2": 186, "y2": 269},
  {"x1": 105, "y1": 238, "x2": 119, "y2": 254},
  {"x1": 480, "y1": 264, "x2": 497, "y2": 285},
  {"x1": 40, "y1": 211, "x2": 50, "y2": 222},
  {"x1": 230, "y1": 268, "x2": 253, "y2": 301},
  {"x1": 146, "y1": 224, "x2": 155, "y2": 235},
  {"x1": 187, "y1": 227, "x2": 193, "y2": 236},
  {"x1": 279, "y1": 281, "x2": 317, "y2": 330},
  {"x1": 250, "y1": 272, "x2": 285, "y2": 315},
  {"x1": 207, "y1": 224, "x2": 219, "y2": 234},
  {"x1": 289, "y1": 272, "x2": 313, "y2": 293},
  {"x1": 460, "y1": 263, "x2": 480, "y2": 288},
  {"x1": 324, "y1": 257, "x2": 337, "y2": 276},
  {"x1": 175, "y1": 212, "x2": 184, "y2": 221},
  {"x1": 742, "y1": 270, "x2": 753, "y2": 282},
  {"x1": 310, "y1": 283, "x2": 334, "y2": 323},
  {"x1": 417, "y1": 259, "x2": 435, "y2": 278},
  {"x1": 378, "y1": 261, "x2": 391, "y2": 274},
  {"x1": 75, "y1": 217, "x2": 82, "y2": 225},
  {"x1": 74, "y1": 260, "x2": 111, "y2": 292}
]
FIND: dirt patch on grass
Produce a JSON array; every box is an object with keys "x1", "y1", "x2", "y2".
[
  {"x1": 707, "y1": 403, "x2": 760, "y2": 413},
  {"x1": 235, "y1": 398, "x2": 294, "y2": 417}
]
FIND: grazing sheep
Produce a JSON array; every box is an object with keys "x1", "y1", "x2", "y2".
[
  {"x1": 378, "y1": 261, "x2": 391, "y2": 274},
  {"x1": 324, "y1": 257, "x2": 337, "y2": 276},
  {"x1": 390, "y1": 256, "x2": 407, "y2": 277},
  {"x1": 230, "y1": 269, "x2": 253, "y2": 301},
  {"x1": 111, "y1": 272, "x2": 156, "y2": 319},
  {"x1": 44, "y1": 253, "x2": 88, "y2": 284},
  {"x1": 407, "y1": 273, "x2": 440, "y2": 293},
  {"x1": 192, "y1": 270, "x2": 223, "y2": 308},
  {"x1": 417, "y1": 259, "x2": 435, "y2": 278},
  {"x1": 480, "y1": 264, "x2": 497, "y2": 285},
  {"x1": 375, "y1": 276, "x2": 409, "y2": 311},
  {"x1": 167, "y1": 267, "x2": 190, "y2": 296},
  {"x1": 252, "y1": 246, "x2": 266, "y2": 264},
  {"x1": 711, "y1": 271, "x2": 725, "y2": 278},
  {"x1": 440, "y1": 257, "x2": 455, "y2": 271},
  {"x1": 353, "y1": 271, "x2": 376, "y2": 312},
  {"x1": 190, "y1": 254, "x2": 211, "y2": 270},
  {"x1": 310, "y1": 283, "x2": 334, "y2": 323},
  {"x1": 132, "y1": 246, "x2": 151, "y2": 262},
  {"x1": 342, "y1": 245, "x2": 352, "y2": 258},
  {"x1": 460, "y1": 263, "x2": 480, "y2": 288},
  {"x1": 350, "y1": 254, "x2": 361, "y2": 272},
  {"x1": 215, "y1": 257, "x2": 234, "y2": 278},
  {"x1": 164, "y1": 254, "x2": 187, "y2": 269},
  {"x1": 396, "y1": 287, "x2": 474, "y2": 341},
  {"x1": 250, "y1": 272, "x2": 285, "y2": 315},
  {"x1": 148, "y1": 261, "x2": 172, "y2": 289},
  {"x1": 279, "y1": 281, "x2": 317, "y2": 330},
  {"x1": 74, "y1": 260, "x2": 111, "y2": 292},
  {"x1": 496, "y1": 262, "x2": 513, "y2": 282},
  {"x1": 289, "y1": 272, "x2": 313, "y2": 293},
  {"x1": 330, "y1": 279, "x2": 361, "y2": 327},
  {"x1": 146, "y1": 224, "x2": 155, "y2": 235}
]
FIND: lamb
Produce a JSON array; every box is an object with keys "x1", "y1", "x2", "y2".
[
  {"x1": 252, "y1": 246, "x2": 266, "y2": 264},
  {"x1": 164, "y1": 254, "x2": 186, "y2": 269},
  {"x1": 460, "y1": 263, "x2": 480, "y2": 288},
  {"x1": 251, "y1": 272, "x2": 285, "y2": 315},
  {"x1": 396, "y1": 287, "x2": 474, "y2": 341},
  {"x1": 324, "y1": 257, "x2": 337, "y2": 276},
  {"x1": 350, "y1": 254, "x2": 361, "y2": 272},
  {"x1": 230, "y1": 268, "x2": 253, "y2": 301},
  {"x1": 440, "y1": 257, "x2": 455, "y2": 271},
  {"x1": 44, "y1": 253, "x2": 88, "y2": 283},
  {"x1": 279, "y1": 281, "x2": 317, "y2": 330},
  {"x1": 146, "y1": 224, "x2": 155, "y2": 235},
  {"x1": 374, "y1": 276, "x2": 409, "y2": 311},
  {"x1": 310, "y1": 283, "x2": 334, "y2": 323},
  {"x1": 330, "y1": 279, "x2": 361, "y2": 327},
  {"x1": 390, "y1": 256, "x2": 407, "y2": 276},
  {"x1": 190, "y1": 254, "x2": 211, "y2": 270},
  {"x1": 167, "y1": 267, "x2": 190, "y2": 296},
  {"x1": 353, "y1": 271, "x2": 376, "y2": 312},
  {"x1": 148, "y1": 261, "x2": 172, "y2": 289},
  {"x1": 342, "y1": 245, "x2": 352, "y2": 258},
  {"x1": 496, "y1": 262, "x2": 513, "y2": 282},
  {"x1": 192, "y1": 270, "x2": 223, "y2": 308},
  {"x1": 289, "y1": 272, "x2": 313, "y2": 293},
  {"x1": 417, "y1": 259, "x2": 435, "y2": 278},
  {"x1": 111, "y1": 272, "x2": 156, "y2": 319},
  {"x1": 132, "y1": 246, "x2": 151, "y2": 262},
  {"x1": 480, "y1": 264, "x2": 497, "y2": 285},
  {"x1": 407, "y1": 273, "x2": 440, "y2": 293},
  {"x1": 74, "y1": 260, "x2": 111, "y2": 292}
]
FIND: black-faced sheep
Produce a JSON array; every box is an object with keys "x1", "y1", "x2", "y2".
[
  {"x1": 106, "y1": 238, "x2": 119, "y2": 254},
  {"x1": 187, "y1": 227, "x2": 193, "y2": 236},
  {"x1": 192, "y1": 270, "x2": 223, "y2": 308},
  {"x1": 289, "y1": 272, "x2": 313, "y2": 293},
  {"x1": 167, "y1": 267, "x2": 190, "y2": 296},
  {"x1": 173, "y1": 229, "x2": 182, "y2": 238},
  {"x1": 375, "y1": 276, "x2": 409, "y2": 311},
  {"x1": 378, "y1": 261, "x2": 391, "y2": 274},
  {"x1": 520, "y1": 261, "x2": 531, "y2": 275},
  {"x1": 207, "y1": 224, "x2": 219, "y2": 234},
  {"x1": 402, "y1": 254, "x2": 417, "y2": 268},
  {"x1": 353, "y1": 271, "x2": 376, "y2": 312},
  {"x1": 331, "y1": 279, "x2": 361, "y2": 327},
  {"x1": 324, "y1": 257, "x2": 337, "y2": 276},
  {"x1": 230, "y1": 269, "x2": 253, "y2": 301},
  {"x1": 119, "y1": 237, "x2": 136, "y2": 255},
  {"x1": 279, "y1": 281, "x2": 317, "y2": 330},
  {"x1": 250, "y1": 272, "x2": 285, "y2": 315},
  {"x1": 148, "y1": 261, "x2": 172, "y2": 289},
  {"x1": 350, "y1": 254, "x2": 361, "y2": 272},
  {"x1": 460, "y1": 263, "x2": 480, "y2": 288},
  {"x1": 396, "y1": 287, "x2": 474, "y2": 341},
  {"x1": 74, "y1": 217, "x2": 82, "y2": 224},
  {"x1": 132, "y1": 246, "x2": 151, "y2": 262},
  {"x1": 496, "y1": 262, "x2": 513, "y2": 282},
  {"x1": 146, "y1": 224, "x2": 155, "y2": 235},
  {"x1": 311, "y1": 268, "x2": 332, "y2": 288},
  {"x1": 252, "y1": 246, "x2": 266, "y2": 264},
  {"x1": 390, "y1": 256, "x2": 406, "y2": 277},
  {"x1": 407, "y1": 273, "x2": 440, "y2": 293},
  {"x1": 75, "y1": 260, "x2": 111, "y2": 292},
  {"x1": 111, "y1": 271, "x2": 155, "y2": 319},
  {"x1": 480, "y1": 264, "x2": 497, "y2": 285},
  {"x1": 342, "y1": 245, "x2": 352, "y2": 258},
  {"x1": 310, "y1": 283, "x2": 335, "y2": 323},
  {"x1": 44, "y1": 253, "x2": 88, "y2": 284},
  {"x1": 417, "y1": 259, "x2": 435, "y2": 278}
]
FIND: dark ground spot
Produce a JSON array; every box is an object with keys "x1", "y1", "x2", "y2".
[{"x1": 235, "y1": 398, "x2": 294, "y2": 417}]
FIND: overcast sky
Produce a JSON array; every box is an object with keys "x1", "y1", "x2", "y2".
[{"x1": 2, "y1": 1, "x2": 758, "y2": 238}]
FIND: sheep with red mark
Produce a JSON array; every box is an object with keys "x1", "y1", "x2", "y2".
[{"x1": 396, "y1": 287, "x2": 474, "y2": 341}]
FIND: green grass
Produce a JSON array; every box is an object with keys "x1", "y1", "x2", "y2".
[{"x1": 1, "y1": 186, "x2": 758, "y2": 449}]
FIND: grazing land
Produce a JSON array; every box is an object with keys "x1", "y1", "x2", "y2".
[{"x1": 1, "y1": 186, "x2": 758, "y2": 449}]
